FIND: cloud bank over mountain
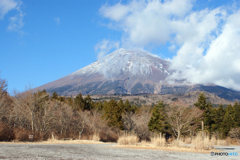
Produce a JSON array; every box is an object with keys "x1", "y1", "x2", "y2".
[{"x1": 99, "y1": 0, "x2": 240, "y2": 91}]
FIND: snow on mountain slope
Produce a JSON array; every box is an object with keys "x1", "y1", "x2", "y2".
[
  {"x1": 36, "y1": 48, "x2": 172, "y2": 95},
  {"x1": 69, "y1": 48, "x2": 170, "y2": 79},
  {"x1": 36, "y1": 48, "x2": 240, "y2": 101}
]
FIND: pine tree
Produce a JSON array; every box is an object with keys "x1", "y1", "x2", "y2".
[
  {"x1": 51, "y1": 91, "x2": 58, "y2": 100},
  {"x1": 74, "y1": 93, "x2": 84, "y2": 110},
  {"x1": 124, "y1": 99, "x2": 131, "y2": 112},
  {"x1": 118, "y1": 99, "x2": 125, "y2": 111},
  {"x1": 93, "y1": 101, "x2": 103, "y2": 111},
  {"x1": 212, "y1": 104, "x2": 225, "y2": 133},
  {"x1": 194, "y1": 93, "x2": 207, "y2": 110},
  {"x1": 67, "y1": 97, "x2": 73, "y2": 106},
  {"x1": 102, "y1": 99, "x2": 124, "y2": 129},
  {"x1": 233, "y1": 102, "x2": 240, "y2": 127},
  {"x1": 218, "y1": 104, "x2": 225, "y2": 118},
  {"x1": 221, "y1": 112, "x2": 234, "y2": 138},
  {"x1": 221, "y1": 104, "x2": 234, "y2": 138},
  {"x1": 194, "y1": 93, "x2": 215, "y2": 132},
  {"x1": 203, "y1": 102, "x2": 214, "y2": 132},
  {"x1": 148, "y1": 101, "x2": 167, "y2": 133},
  {"x1": 124, "y1": 99, "x2": 137, "y2": 113},
  {"x1": 84, "y1": 94, "x2": 92, "y2": 110}
]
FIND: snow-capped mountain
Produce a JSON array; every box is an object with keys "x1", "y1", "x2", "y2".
[
  {"x1": 37, "y1": 48, "x2": 171, "y2": 95},
  {"x1": 70, "y1": 48, "x2": 170, "y2": 77},
  {"x1": 36, "y1": 48, "x2": 240, "y2": 101}
]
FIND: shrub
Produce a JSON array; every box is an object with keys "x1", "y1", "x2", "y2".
[
  {"x1": 0, "y1": 122, "x2": 15, "y2": 141},
  {"x1": 14, "y1": 128, "x2": 30, "y2": 141}
]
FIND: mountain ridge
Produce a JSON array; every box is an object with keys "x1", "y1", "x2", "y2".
[{"x1": 36, "y1": 49, "x2": 240, "y2": 101}]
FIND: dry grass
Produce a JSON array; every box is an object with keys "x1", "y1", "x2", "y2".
[
  {"x1": 92, "y1": 133, "x2": 100, "y2": 141},
  {"x1": 117, "y1": 132, "x2": 230, "y2": 153},
  {"x1": 117, "y1": 134, "x2": 139, "y2": 145},
  {"x1": 150, "y1": 134, "x2": 166, "y2": 147},
  {"x1": 191, "y1": 133, "x2": 212, "y2": 150},
  {"x1": 0, "y1": 138, "x2": 105, "y2": 145}
]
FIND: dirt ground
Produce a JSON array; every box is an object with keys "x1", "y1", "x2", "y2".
[{"x1": 0, "y1": 143, "x2": 239, "y2": 160}]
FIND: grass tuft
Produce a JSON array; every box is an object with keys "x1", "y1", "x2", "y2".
[{"x1": 117, "y1": 134, "x2": 139, "y2": 145}]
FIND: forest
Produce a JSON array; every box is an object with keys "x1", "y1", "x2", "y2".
[{"x1": 0, "y1": 77, "x2": 240, "y2": 144}]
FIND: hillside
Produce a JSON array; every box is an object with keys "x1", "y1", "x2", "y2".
[{"x1": 36, "y1": 49, "x2": 240, "y2": 101}]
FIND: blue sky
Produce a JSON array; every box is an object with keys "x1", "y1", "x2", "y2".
[{"x1": 1, "y1": 0, "x2": 240, "y2": 93}]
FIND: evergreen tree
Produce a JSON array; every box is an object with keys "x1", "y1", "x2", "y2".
[
  {"x1": 124, "y1": 99, "x2": 131, "y2": 112},
  {"x1": 58, "y1": 96, "x2": 65, "y2": 102},
  {"x1": 124, "y1": 99, "x2": 137, "y2": 113},
  {"x1": 203, "y1": 102, "x2": 214, "y2": 132},
  {"x1": 221, "y1": 104, "x2": 234, "y2": 138},
  {"x1": 212, "y1": 104, "x2": 225, "y2": 133},
  {"x1": 148, "y1": 101, "x2": 168, "y2": 133},
  {"x1": 194, "y1": 93, "x2": 215, "y2": 132},
  {"x1": 37, "y1": 89, "x2": 49, "y2": 101},
  {"x1": 118, "y1": 99, "x2": 125, "y2": 110},
  {"x1": 84, "y1": 94, "x2": 93, "y2": 110},
  {"x1": 67, "y1": 97, "x2": 73, "y2": 106},
  {"x1": 33, "y1": 90, "x2": 49, "y2": 110},
  {"x1": 74, "y1": 93, "x2": 84, "y2": 110},
  {"x1": 233, "y1": 102, "x2": 240, "y2": 127},
  {"x1": 51, "y1": 91, "x2": 58, "y2": 100},
  {"x1": 93, "y1": 101, "x2": 103, "y2": 111},
  {"x1": 218, "y1": 104, "x2": 225, "y2": 118},
  {"x1": 221, "y1": 112, "x2": 234, "y2": 138},
  {"x1": 225, "y1": 104, "x2": 234, "y2": 115},
  {"x1": 194, "y1": 93, "x2": 207, "y2": 110},
  {"x1": 102, "y1": 99, "x2": 124, "y2": 129}
]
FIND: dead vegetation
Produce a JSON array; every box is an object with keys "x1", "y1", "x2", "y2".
[
  {"x1": 0, "y1": 75, "x2": 239, "y2": 156},
  {"x1": 117, "y1": 132, "x2": 230, "y2": 152}
]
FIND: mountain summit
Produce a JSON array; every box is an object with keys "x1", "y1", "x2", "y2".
[
  {"x1": 38, "y1": 49, "x2": 171, "y2": 95},
  {"x1": 70, "y1": 48, "x2": 170, "y2": 78},
  {"x1": 37, "y1": 49, "x2": 240, "y2": 101}
]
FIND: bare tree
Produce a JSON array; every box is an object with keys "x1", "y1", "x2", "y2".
[
  {"x1": 37, "y1": 100, "x2": 59, "y2": 136},
  {"x1": 131, "y1": 106, "x2": 152, "y2": 140},
  {"x1": 122, "y1": 112, "x2": 136, "y2": 133},
  {"x1": 166, "y1": 101, "x2": 203, "y2": 141},
  {"x1": 57, "y1": 102, "x2": 73, "y2": 135},
  {"x1": 75, "y1": 110, "x2": 89, "y2": 139},
  {"x1": 229, "y1": 128, "x2": 240, "y2": 145},
  {"x1": 13, "y1": 89, "x2": 49, "y2": 132}
]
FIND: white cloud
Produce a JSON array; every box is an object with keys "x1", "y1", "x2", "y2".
[
  {"x1": 7, "y1": 4, "x2": 25, "y2": 32},
  {"x1": 0, "y1": 0, "x2": 25, "y2": 33},
  {"x1": 99, "y1": 0, "x2": 240, "y2": 91},
  {"x1": 100, "y1": 0, "x2": 193, "y2": 47},
  {"x1": 173, "y1": 10, "x2": 240, "y2": 90},
  {"x1": 95, "y1": 39, "x2": 120, "y2": 60},
  {"x1": 54, "y1": 17, "x2": 60, "y2": 25},
  {"x1": 0, "y1": 0, "x2": 17, "y2": 19},
  {"x1": 168, "y1": 45, "x2": 176, "y2": 52}
]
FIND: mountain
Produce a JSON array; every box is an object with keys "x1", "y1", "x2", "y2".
[{"x1": 37, "y1": 48, "x2": 240, "y2": 101}]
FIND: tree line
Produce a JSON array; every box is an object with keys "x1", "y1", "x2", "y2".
[{"x1": 0, "y1": 77, "x2": 239, "y2": 142}]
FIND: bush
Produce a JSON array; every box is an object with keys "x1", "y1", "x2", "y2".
[
  {"x1": 14, "y1": 128, "x2": 30, "y2": 141},
  {"x1": 0, "y1": 122, "x2": 15, "y2": 141},
  {"x1": 99, "y1": 130, "x2": 118, "y2": 142}
]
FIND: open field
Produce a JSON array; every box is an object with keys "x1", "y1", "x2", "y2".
[{"x1": 0, "y1": 142, "x2": 239, "y2": 160}]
